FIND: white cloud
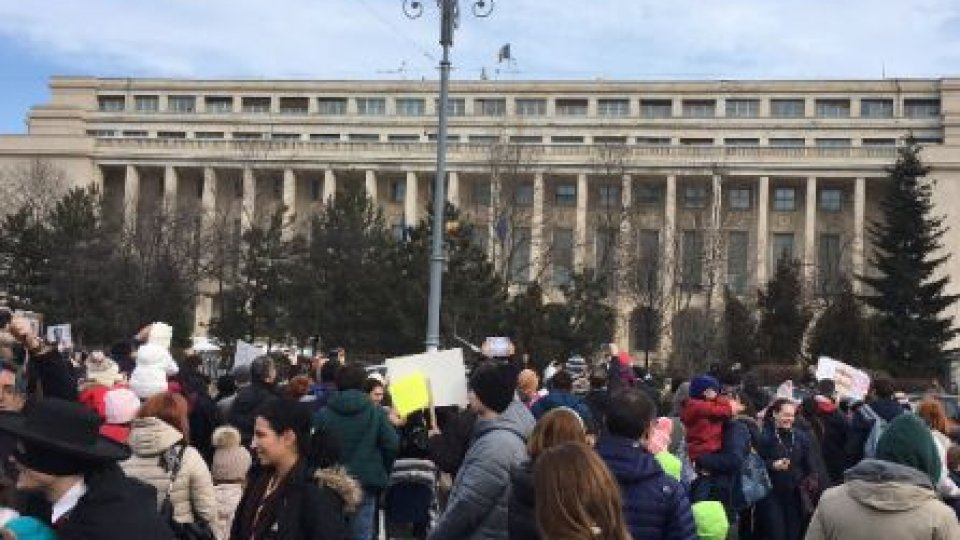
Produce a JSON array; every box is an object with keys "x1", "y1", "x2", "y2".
[{"x1": 0, "y1": 0, "x2": 958, "y2": 80}]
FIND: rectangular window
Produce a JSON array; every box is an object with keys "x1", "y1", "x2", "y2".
[
  {"x1": 681, "y1": 230, "x2": 704, "y2": 290},
  {"x1": 819, "y1": 188, "x2": 843, "y2": 211},
  {"x1": 508, "y1": 135, "x2": 543, "y2": 144},
  {"x1": 435, "y1": 97, "x2": 465, "y2": 116},
  {"x1": 86, "y1": 129, "x2": 117, "y2": 137},
  {"x1": 157, "y1": 131, "x2": 187, "y2": 139},
  {"x1": 682, "y1": 99, "x2": 716, "y2": 118},
  {"x1": 241, "y1": 97, "x2": 271, "y2": 113},
  {"x1": 278, "y1": 97, "x2": 309, "y2": 114},
  {"x1": 637, "y1": 136, "x2": 671, "y2": 145},
  {"x1": 473, "y1": 181, "x2": 491, "y2": 206},
  {"x1": 770, "y1": 138, "x2": 805, "y2": 147},
  {"x1": 636, "y1": 229, "x2": 660, "y2": 291},
  {"x1": 729, "y1": 188, "x2": 751, "y2": 210},
  {"x1": 513, "y1": 182, "x2": 533, "y2": 206},
  {"x1": 772, "y1": 233, "x2": 795, "y2": 265},
  {"x1": 552, "y1": 136, "x2": 584, "y2": 144},
  {"x1": 816, "y1": 138, "x2": 852, "y2": 148},
  {"x1": 683, "y1": 185, "x2": 708, "y2": 208},
  {"x1": 726, "y1": 99, "x2": 760, "y2": 118},
  {"x1": 469, "y1": 135, "x2": 499, "y2": 144},
  {"x1": 815, "y1": 99, "x2": 851, "y2": 118},
  {"x1": 122, "y1": 130, "x2": 148, "y2": 137},
  {"x1": 818, "y1": 233, "x2": 843, "y2": 295},
  {"x1": 390, "y1": 180, "x2": 406, "y2": 203},
  {"x1": 862, "y1": 138, "x2": 896, "y2": 147},
  {"x1": 595, "y1": 227, "x2": 618, "y2": 285},
  {"x1": 97, "y1": 95, "x2": 125, "y2": 112},
  {"x1": 233, "y1": 132, "x2": 263, "y2": 140},
  {"x1": 168, "y1": 96, "x2": 196, "y2": 113},
  {"x1": 317, "y1": 98, "x2": 347, "y2": 115},
  {"x1": 391, "y1": 221, "x2": 407, "y2": 242},
  {"x1": 509, "y1": 227, "x2": 532, "y2": 284},
  {"x1": 556, "y1": 98, "x2": 588, "y2": 116},
  {"x1": 727, "y1": 231, "x2": 750, "y2": 295},
  {"x1": 861, "y1": 98, "x2": 894, "y2": 118},
  {"x1": 134, "y1": 95, "x2": 158, "y2": 113},
  {"x1": 516, "y1": 99, "x2": 547, "y2": 116},
  {"x1": 348, "y1": 133, "x2": 380, "y2": 142},
  {"x1": 309, "y1": 133, "x2": 340, "y2": 141},
  {"x1": 770, "y1": 99, "x2": 805, "y2": 118},
  {"x1": 598, "y1": 99, "x2": 630, "y2": 117},
  {"x1": 396, "y1": 98, "x2": 426, "y2": 117},
  {"x1": 475, "y1": 98, "x2": 506, "y2": 116},
  {"x1": 357, "y1": 97, "x2": 386, "y2": 116},
  {"x1": 640, "y1": 99, "x2": 672, "y2": 118},
  {"x1": 680, "y1": 138, "x2": 714, "y2": 146},
  {"x1": 598, "y1": 184, "x2": 621, "y2": 208},
  {"x1": 427, "y1": 133, "x2": 460, "y2": 142},
  {"x1": 195, "y1": 131, "x2": 224, "y2": 139},
  {"x1": 552, "y1": 228, "x2": 575, "y2": 288},
  {"x1": 903, "y1": 98, "x2": 940, "y2": 118},
  {"x1": 594, "y1": 136, "x2": 628, "y2": 145},
  {"x1": 387, "y1": 134, "x2": 420, "y2": 142},
  {"x1": 310, "y1": 178, "x2": 322, "y2": 201},
  {"x1": 635, "y1": 183, "x2": 663, "y2": 205},
  {"x1": 773, "y1": 187, "x2": 797, "y2": 211},
  {"x1": 271, "y1": 133, "x2": 300, "y2": 140},
  {"x1": 205, "y1": 96, "x2": 233, "y2": 113},
  {"x1": 724, "y1": 138, "x2": 760, "y2": 146},
  {"x1": 555, "y1": 183, "x2": 577, "y2": 206}
]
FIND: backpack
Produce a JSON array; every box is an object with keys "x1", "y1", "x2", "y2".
[
  {"x1": 739, "y1": 449, "x2": 772, "y2": 508},
  {"x1": 860, "y1": 405, "x2": 888, "y2": 459}
]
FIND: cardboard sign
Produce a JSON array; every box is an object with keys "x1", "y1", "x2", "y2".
[
  {"x1": 234, "y1": 340, "x2": 266, "y2": 369},
  {"x1": 816, "y1": 356, "x2": 871, "y2": 401},
  {"x1": 46, "y1": 324, "x2": 73, "y2": 349},
  {"x1": 385, "y1": 348, "x2": 468, "y2": 408},
  {"x1": 390, "y1": 373, "x2": 431, "y2": 417}
]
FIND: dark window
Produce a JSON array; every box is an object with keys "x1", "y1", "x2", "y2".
[
  {"x1": 555, "y1": 184, "x2": 577, "y2": 206},
  {"x1": 727, "y1": 231, "x2": 749, "y2": 295},
  {"x1": 773, "y1": 187, "x2": 796, "y2": 211}
]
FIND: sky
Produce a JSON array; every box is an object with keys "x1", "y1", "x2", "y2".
[{"x1": 1, "y1": 0, "x2": 959, "y2": 133}]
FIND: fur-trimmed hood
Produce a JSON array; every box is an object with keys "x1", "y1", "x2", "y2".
[{"x1": 314, "y1": 466, "x2": 363, "y2": 515}]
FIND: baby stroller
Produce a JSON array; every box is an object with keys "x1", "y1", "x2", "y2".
[{"x1": 383, "y1": 458, "x2": 439, "y2": 540}]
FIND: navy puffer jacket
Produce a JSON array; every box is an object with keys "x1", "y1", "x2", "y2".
[{"x1": 595, "y1": 435, "x2": 697, "y2": 540}]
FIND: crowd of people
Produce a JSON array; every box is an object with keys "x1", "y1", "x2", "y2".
[{"x1": 0, "y1": 315, "x2": 958, "y2": 539}]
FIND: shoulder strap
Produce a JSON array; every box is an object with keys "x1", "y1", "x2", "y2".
[
  {"x1": 860, "y1": 404, "x2": 879, "y2": 422},
  {"x1": 163, "y1": 443, "x2": 189, "y2": 498}
]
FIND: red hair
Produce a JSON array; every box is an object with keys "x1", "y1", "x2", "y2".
[{"x1": 138, "y1": 391, "x2": 190, "y2": 443}]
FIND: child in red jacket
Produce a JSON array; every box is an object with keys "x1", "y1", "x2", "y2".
[{"x1": 680, "y1": 375, "x2": 734, "y2": 463}]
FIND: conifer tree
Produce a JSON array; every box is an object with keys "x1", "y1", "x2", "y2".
[{"x1": 757, "y1": 258, "x2": 812, "y2": 364}]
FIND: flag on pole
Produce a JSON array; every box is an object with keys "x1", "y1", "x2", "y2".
[{"x1": 497, "y1": 43, "x2": 511, "y2": 63}]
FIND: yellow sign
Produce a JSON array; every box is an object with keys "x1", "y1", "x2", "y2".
[{"x1": 390, "y1": 373, "x2": 430, "y2": 417}]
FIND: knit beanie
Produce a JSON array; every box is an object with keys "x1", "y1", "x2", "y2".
[
  {"x1": 517, "y1": 369, "x2": 539, "y2": 396},
  {"x1": 689, "y1": 375, "x2": 720, "y2": 400},
  {"x1": 876, "y1": 413, "x2": 942, "y2": 484},
  {"x1": 84, "y1": 352, "x2": 124, "y2": 387},
  {"x1": 4, "y1": 517, "x2": 56, "y2": 540},
  {"x1": 469, "y1": 362, "x2": 516, "y2": 414},
  {"x1": 211, "y1": 426, "x2": 252, "y2": 482},
  {"x1": 692, "y1": 501, "x2": 730, "y2": 540}
]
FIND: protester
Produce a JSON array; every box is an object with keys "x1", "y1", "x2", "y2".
[
  {"x1": 517, "y1": 369, "x2": 542, "y2": 409},
  {"x1": 806, "y1": 413, "x2": 960, "y2": 539},
  {"x1": 6, "y1": 318, "x2": 77, "y2": 402},
  {"x1": 121, "y1": 391, "x2": 217, "y2": 528},
  {"x1": 594, "y1": 388, "x2": 697, "y2": 540},
  {"x1": 227, "y1": 356, "x2": 280, "y2": 447},
  {"x1": 801, "y1": 380, "x2": 849, "y2": 486},
  {"x1": 309, "y1": 359, "x2": 340, "y2": 409},
  {"x1": 509, "y1": 407, "x2": 588, "y2": 540},
  {"x1": 213, "y1": 374, "x2": 237, "y2": 418},
  {"x1": 0, "y1": 398, "x2": 172, "y2": 539},
  {"x1": 314, "y1": 364, "x2": 398, "y2": 540},
  {"x1": 756, "y1": 398, "x2": 815, "y2": 540},
  {"x1": 847, "y1": 377, "x2": 904, "y2": 463},
  {"x1": 741, "y1": 374, "x2": 771, "y2": 415},
  {"x1": 428, "y1": 361, "x2": 535, "y2": 540},
  {"x1": 177, "y1": 355, "x2": 220, "y2": 463},
  {"x1": 915, "y1": 398, "x2": 960, "y2": 498},
  {"x1": 583, "y1": 367, "x2": 610, "y2": 434},
  {"x1": 209, "y1": 426, "x2": 252, "y2": 540},
  {"x1": 681, "y1": 375, "x2": 737, "y2": 463},
  {"x1": 534, "y1": 441, "x2": 631, "y2": 540},
  {"x1": 530, "y1": 370, "x2": 593, "y2": 427},
  {"x1": 231, "y1": 398, "x2": 347, "y2": 540},
  {"x1": 363, "y1": 377, "x2": 403, "y2": 427},
  {"x1": 217, "y1": 365, "x2": 250, "y2": 421}
]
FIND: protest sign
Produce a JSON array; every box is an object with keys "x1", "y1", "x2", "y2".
[
  {"x1": 385, "y1": 348, "x2": 468, "y2": 408},
  {"x1": 46, "y1": 324, "x2": 73, "y2": 349},
  {"x1": 234, "y1": 340, "x2": 266, "y2": 369},
  {"x1": 390, "y1": 373, "x2": 431, "y2": 417},
  {"x1": 816, "y1": 356, "x2": 871, "y2": 400}
]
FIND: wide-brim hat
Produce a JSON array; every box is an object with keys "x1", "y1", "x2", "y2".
[{"x1": 0, "y1": 398, "x2": 130, "y2": 463}]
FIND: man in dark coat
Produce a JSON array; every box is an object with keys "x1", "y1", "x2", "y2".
[
  {"x1": 0, "y1": 398, "x2": 171, "y2": 540},
  {"x1": 227, "y1": 355, "x2": 280, "y2": 447},
  {"x1": 808, "y1": 379, "x2": 851, "y2": 486},
  {"x1": 847, "y1": 377, "x2": 904, "y2": 464}
]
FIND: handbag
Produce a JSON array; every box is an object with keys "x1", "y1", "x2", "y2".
[
  {"x1": 738, "y1": 449, "x2": 772, "y2": 508},
  {"x1": 160, "y1": 444, "x2": 217, "y2": 540}
]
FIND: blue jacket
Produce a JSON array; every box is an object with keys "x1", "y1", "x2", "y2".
[
  {"x1": 530, "y1": 391, "x2": 594, "y2": 428},
  {"x1": 695, "y1": 417, "x2": 758, "y2": 511},
  {"x1": 595, "y1": 435, "x2": 698, "y2": 540}
]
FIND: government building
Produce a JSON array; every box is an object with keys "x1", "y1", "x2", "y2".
[{"x1": 1, "y1": 77, "x2": 959, "y2": 359}]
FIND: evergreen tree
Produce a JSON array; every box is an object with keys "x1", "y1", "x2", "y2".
[
  {"x1": 723, "y1": 287, "x2": 760, "y2": 368},
  {"x1": 555, "y1": 270, "x2": 616, "y2": 358},
  {"x1": 860, "y1": 142, "x2": 959, "y2": 375},
  {"x1": 807, "y1": 280, "x2": 874, "y2": 366},
  {"x1": 757, "y1": 257, "x2": 812, "y2": 364}
]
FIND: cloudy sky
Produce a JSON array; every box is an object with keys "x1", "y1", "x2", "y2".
[{"x1": 1, "y1": 0, "x2": 958, "y2": 133}]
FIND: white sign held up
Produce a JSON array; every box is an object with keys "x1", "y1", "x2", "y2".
[
  {"x1": 234, "y1": 340, "x2": 266, "y2": 369},
  {"x1": 816, "y1": 356, "x2": 871, "y2": 401},
  {"x1": 385, "y1": 348, "x2": 468, "y2": 408}
]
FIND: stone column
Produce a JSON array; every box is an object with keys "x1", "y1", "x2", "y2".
[
  {"x1": 709, "y1": 174, "x2": 724, "y2": 308},
  {"x1": 123, "y1": 165, "x2": 140, "y2": 233},
  {"x1": 531, "y1": 172, "x2": 545, "y2": 279},
  {"x1": 163, "y1": 165, "x2": 178, "y2": 215},
  {"x1": 283, "y1": 168, "x2": 297, "y2": 237},
  {"x1": 575, "y1": 173, "x2": 588, "y2": 271},
  {"x1": 618, "y1": 174, "x2": 633, "y2": 352},
  {"x1": 756, "y1": 176, "x2": 770, "y2": 286},
  {"x1": 853, "y1": 177, "x2": 866, "y2": 293},
  {"x1": 405, "y1": 171, "x2": 418, "y2": 226},
  {"x1": 364, "y1": 170, "x2": 378, "y2": 201},
  {"x1": 201, "y1": 167, "x2": 217, "y2": 228},
  {"x1": 323, "y1": 169, "x2": 336, "y2": 202},
  {"x1": 659, "y1": 175, "x2": 677, "y2": 359},
  {"x1": 91, "y1": 162, "x2": 104, "y2": 193},
  {"x1": 447, "y1": 171, "x2": 460, "y2": 207},
  {"x1": 804, "y1": 176, "x2": 818, "y2": 286},
  {"x1": 241, "y1": 167, "x2": 256, "y2": 231}
]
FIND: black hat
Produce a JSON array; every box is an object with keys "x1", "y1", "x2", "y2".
[
  {"x1": 469, "y1": 362, "x2": 516, "y2": 414},
  {"x1": 0, "y1": 399, "x2": 131, "y2": 466}
]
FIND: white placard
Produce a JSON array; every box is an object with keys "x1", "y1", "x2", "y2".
[
  {"x1": 234, "y1": 340, "x2": 266, "y2": 369},
  {"x1": 816, "y1": 356, "x2": 871, "y2": 401},
  {"x1": 386, "y1": 348, "x2": 468, "y2": 408},
  {"x1": 46, "y1": 324, "x2": 72, "y2": 349}
]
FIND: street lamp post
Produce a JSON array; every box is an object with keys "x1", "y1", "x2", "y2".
[{"x1": 404, "y1": 0, "x2": 494, "y2": 352}]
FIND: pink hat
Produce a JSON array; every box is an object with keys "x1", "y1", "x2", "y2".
[{"x1": 103, "y1": 388, "x2": 141, "y2": 425}]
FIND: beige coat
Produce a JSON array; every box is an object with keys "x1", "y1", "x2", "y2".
[
  {"x1": 212, "y1": 483, "x2": 243, "y2": 540},
  {"x1": 805, "y1": 459, "x2": 959, "y2": 540},
  {"x1": 121, "y1": 417, "x2": 217, "y2": 524}
]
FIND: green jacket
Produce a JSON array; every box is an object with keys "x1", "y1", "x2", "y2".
[{"x1": 315, "y1": 389, "x2": 399, "y2": 489}]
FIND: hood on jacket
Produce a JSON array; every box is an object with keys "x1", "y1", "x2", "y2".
[
  {"x1": 474, "y1": 399, "x2": 535, "y2": 442},
  {"x1": 843, "y1": 459, "x2": 938, "y2": 512},
  {"x1": 127, "y1": 417, "x2": 183, "y2": 456},
  {"x1": 326, "y1": 389, "x2": 375, "y2": 416},
  {"x1": 314, "y1": 466, "x2": 363, "y2": 514},
  {"x1": 595, "y1": 435, "x2": 663, "y2": 485}
]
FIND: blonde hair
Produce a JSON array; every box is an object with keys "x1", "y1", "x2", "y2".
[
  {"x1": 527, "y1": 407, "x2": 587, "y2": 459},
  {"x1": 534, "y1": 442, "x2": 631, "y2": 540}
]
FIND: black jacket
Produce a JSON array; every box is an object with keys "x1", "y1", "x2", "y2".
[
  {"x1": 507, "y1": 460, "x2": 538, "y2": 540},
  {"x1": 846, "y1": 398, "x2": 903, "y2": 464},
  {"x1": 428, "y1": 408, "x2": 477, "y2": 476},
  {"x1": 26, "y1": 348, "x2": 78, "y2": 402},
  {"x1": 757, "y1": 422, "x2": 814, "y2": 495},
  {"x1": 59, "y1": 464, "x2": 173, "y2": 540},
  {"x1": 227, "y1": 383, "x2": 280, "y2": 447}
]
